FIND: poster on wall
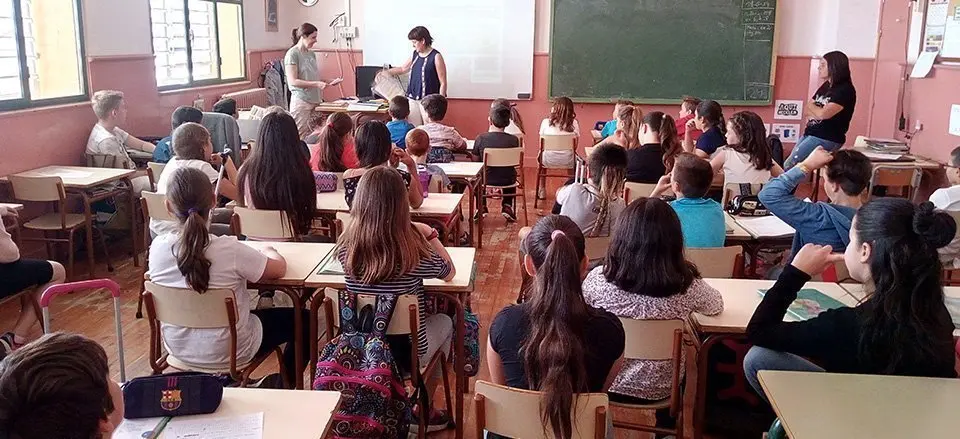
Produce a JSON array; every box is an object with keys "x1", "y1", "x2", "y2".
[
  {"x1": 771, "y1": 123, "x2": 801, "y2": 143},
  {"x1": 942, "y1": 0, "x2": 960, "y2": 58},
  {"x1": 265, "y1": 0, "x2": 278, "y2": 32},
  {"x1": 924, "y1": 0, "x2": 950, "y2": 52},
  {"x1": 950, "y1": 104, "x2": 960, "y2": 136},
  {"x1": 774, "y1": 100, "x2": 803, "y2": 120}
]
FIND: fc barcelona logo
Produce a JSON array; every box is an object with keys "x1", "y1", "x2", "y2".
[{"x1": 160, "y1": 389, "x2": 182, "y2": 411}]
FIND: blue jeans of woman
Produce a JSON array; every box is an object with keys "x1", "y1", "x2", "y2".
[
  {"x1": 743, "y1": 346, "x2": 825, "y2": 402},
  {"x1": 784, "y1": 135, "x2": 843, "y2": 170}
]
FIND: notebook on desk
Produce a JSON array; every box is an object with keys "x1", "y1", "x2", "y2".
[
  {"x1": 316, "y1": 250, "x2": 345, "y2": 275},
  {"x1": 758, "y1": 289, "x2": 846, "y2": 321},
  {"x1": 735, "y1": 215, "x2": 795, "y2": 238}
]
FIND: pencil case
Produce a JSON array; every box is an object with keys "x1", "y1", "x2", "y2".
[
  {"x1": 122, "y1": 372, "x2": 223, "y2": 419},
  {"x1": 314, "y1": 171, "x2": 339, "y2": 193}
]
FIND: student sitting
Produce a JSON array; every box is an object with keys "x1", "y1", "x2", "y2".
[
  {"x1": 675, "y1": 96, "x2": 703, "y2": 141},
  {"x1": 147, "y1": 167, "x2": 308, "y2": 386},
  {"x1": 626, "y1": 111, "x2": 682, "y2": 184},
  {"x1": 85, "y1": 90, "x2": 155, "y2": 193},
  {"x1": 337, "y1": 166, "x2": 456, "y2": 431},
  {"x1": 599, "y1": 104, "x2": 641, "y2": 150},
  {"x1": 556, "y1": 143, "x2": 627, "y2": 237},
  {"x1": 237, "y1": 112, "x2": 317, "y2": 241},
  {"x1": 758, "y1": 147, "x2": 871, "y2": 261},
  {"x1": 599, "y1": 99, "x2": 634, "y2": 140},
  {"x1": 387, "y1": 96, "x2": 416, "y2": 149},
  {"x1": 343, "y1": 121, "x2": 424, "y2": 209},
  {"x1": 0, "y1": 332, "x2": 125, "y2": 438},
  {"x1": 488, "y1": 215, "x2": 625, "y2": 439},
  {"x1": 929, "y1": 145, "x2": 960, "y2": 268},
  {"x1": 154, "y1": 106, "x2": 204, "y2": 164},
  {"x1": 405, "y1": 128, "x2": 451, "y2": 190},
  {"x1": 492, "y1": 98, "x2": 526, "y2": 138},
  {"x1": 212, "y1": 98, "x2": 239, "y2": 118},
  {"x1": 682, "y1": 100, "x2": 726, "y2": 159},
  {"x1": 309, "y1": 112, "x2": 359, "y2": 172},
  {"x1": 744, "y1": 200, "x2": 958, "y2": 403},
  {"x1": 582, "y1": 197, "x2": 722, "y2": 427},
  {"x1": 711, "y1": 111, "x2": 783, "y2": 184},
  {"x1": 150, "y1": 123, "x2": 238, "y2": 237},
  {"x1": 539, "y1": 96, "x2": 580, "y2": 169},
  {"x1": 473, "y1": 103, "x2": 522, "y2": 222},
  {"x1": 651, "y1": 154, "x2": 725, "y2": 248},
  {"x1": 419, "y1": 94, "x2": 467, "y2": 163},
  {"x1": 0, "y1": 206, "x2": 66, "y2": 355}
]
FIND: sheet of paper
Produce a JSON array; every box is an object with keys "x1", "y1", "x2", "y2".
[
  {"x1": 163, "y1": 412, "x2": 263, "y2": 439},
  {"x1": 911, "y1": 50, "x2": 939, "y2": 78},
  {"x1": 861, "y1": 151, "x2": 906, "y2": 161},
  {"x1": 950, "y1": 104, "x2": 960, "y2": 136},
  {"x1": 114, "y1": 417, "x2": 168, "y2": 439},
  {"x1": 736, "y1": 216, "x2": 796, "y2": 238}
]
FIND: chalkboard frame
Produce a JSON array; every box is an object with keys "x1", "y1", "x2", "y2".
[{"x1": 547, "y1": 0, "x2": 781, "y2": 106}]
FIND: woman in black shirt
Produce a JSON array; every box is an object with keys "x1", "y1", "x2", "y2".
[
  {"x1": 744, "y1": 199, "x2": 958, "y2": 401},
  {"x1": 785, "y1": 51, "x2": 857, "y2": 169},
  {"x1": 626, "y1": 111, "x2": 682, "y2": 183},
  {"x1": 488, "y1": 215, "x2": 625, "y2": 438}
]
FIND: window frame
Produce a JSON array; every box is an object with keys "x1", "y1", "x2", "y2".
[
  {"x1": 0, "y1": 0, "x2": 89, "y2": 112},
  {"x1": 150, "y1": 0, "x2": 246, "y2": 91}
]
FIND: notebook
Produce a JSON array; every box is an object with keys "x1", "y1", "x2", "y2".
[
  {"x1": 736, "y1": 216, "x2": 796, "y2": 239},
  {"x1": 316, "y1": 249, "x2": 345, "y2": 275},
  {"x1": 758, "y1": 288, "x2": 846, "y2": 321}
]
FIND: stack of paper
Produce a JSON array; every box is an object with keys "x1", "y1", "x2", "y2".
[
  {"x1": 861, "y1": 151, "x2": 908, "y2": 162},
  {"x1": 736, "y1": 216, "x2": 796, "y2": 239}
]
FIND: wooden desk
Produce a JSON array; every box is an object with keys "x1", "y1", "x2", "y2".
[
  {"x1": 724, "y1": 213, "x2": 753, "y2": 241},
  {"x1": 435, "y1": 162, "x2": 484, "y2": 248},
  {"x1": 156, "y1": 388, "x2": 341, "y2": 439},
  {"x1": 314, "y1": 103, "x2": 389, "y2": 127},
  {"x1": 315, "y1": 191, "x2": 464, "y2": 218},
  {"x1": 7, "y1": 166, "x2": 136, "y2": 189},
  {"x1": 758, "y1": 371, "x2": 960, "y2": 439}
]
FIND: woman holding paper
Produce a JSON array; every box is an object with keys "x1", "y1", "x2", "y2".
[
  {"x1": 286, "y1": 23, "x2": 343, "y2": 137},
  {"x1": 785, "y1": 51, "x2": 857, "y2": 169},
  {"x1": 384, "y1": 26, "x2": 448, "y2": 125}
]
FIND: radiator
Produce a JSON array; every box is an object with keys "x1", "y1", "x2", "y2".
[{"x1": 220, "y1": 88, "x2": 269, "y2": 110}]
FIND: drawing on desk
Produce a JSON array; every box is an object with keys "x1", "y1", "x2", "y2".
[
  {"x1": 163, "y1": 412, "x2": 263, "y2": 439},
  {"x1": 758, "y1": 289, "x2": 846, "y2": 321},
  {"x1": 317, "y1": 250, "x2": 345, "y2": 275},
  {"x1": 945, "y1": 297, "x2": 960, "y2": 328}
]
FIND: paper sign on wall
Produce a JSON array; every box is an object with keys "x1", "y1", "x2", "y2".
[
  {"x1": 774, "y1": 100, "x2": 804, "y2": 120},
  {"x1": 772, "y1": 124, "x2": 801, "y2": 143},
  {"x1": 950, "y1": 104, "x2": 960, "y2": 136},
  {"x1": 764, "y1": 124, "x2": 771, "y2": 136}
]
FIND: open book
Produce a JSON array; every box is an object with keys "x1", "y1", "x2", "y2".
[
  {"x1": 735, "y1": 216, "x2": 795, "y2": 239},
  {"x1": 316, "y1": 249, "x2": 345, "y2": 276},
  {"x1": 758, "y1": 288, "x2": 846, "y2": 321}
]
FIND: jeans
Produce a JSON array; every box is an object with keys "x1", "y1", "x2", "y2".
[
  {"x1": 784, "y1": 135, "x2": 843, "y2": 170},
  {"x1": 253, "y1": 308, "x2": 312, "y2": 386},
  {"x1": 743, "y1": 346, "x2": 825, "y2": 402}
]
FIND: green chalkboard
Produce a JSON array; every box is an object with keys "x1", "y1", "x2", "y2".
[{"x1": 549, "y1": 0, "x2": 778, "y2": 105}]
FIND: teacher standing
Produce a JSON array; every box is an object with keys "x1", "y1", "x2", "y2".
[
  {"x1": 285, "y1": 23, "x2": 342, "y2": 137},
  {"x1": 786, "y1": 51, "x2": 856, "y2": 169},
  {"x1": 385, "y1": 26, "x2": 447, "y2": 125}
]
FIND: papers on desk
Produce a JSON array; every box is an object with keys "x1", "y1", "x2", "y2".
[
  {"x1": 736, "y1": 216, "x2": 795, "y2": 238},
  {"x1": 861, "y1": 151, "x2": 909, "y2": 162},
  {"x1": 115, "y1": 413, "x2": 263, "y2": 439},
  {"x1": 759, "y1": 289, "x2": 845, "y2": 320},
  {"x1": 114, "y1": 417, "x2": 168, "y2": 439},
  {"x1": 317, "y1": 250, "x2": 345, "y2": 275},
  {"x1": 346, "y1": 102, "x2": 384, "y2": 112}
]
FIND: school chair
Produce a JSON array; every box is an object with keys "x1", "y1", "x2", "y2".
[
  {"x1": 146, "y1": 162, "x2": 166, "y2": 191},
  {"x1": 868, "y1": 166, "x2": 922, "y2": 201},
  {"x1": 474, "y1": 380, "x2": 609, "y2": 439},
  {"x1": 481, "y1": 147, "x2": 529, "y2": 225},
  {"x1": 686, "y1": 246, "x2": 745, "y2": 278},
  {"x1": 584, "y1": 235, "x2": 611, "y2": 262},
  {"x1": 313, "y1": 290, "x2": 453, "y2": 438},
  {"x1": 230, "y1": 207, "x2": 297, "y2": 241},
  {"x1": 623, "y1": 182, "x2": 659, "y2": 204},
  {"x1": 8, "y1": 175, "x2": 112, "y2": 279},
  {"x1": 142, "y1": 281, "x2": 290, "y2": 388},
  {"x1": 535, "y1": 134, "x2": 578, "y2": 208},
  {"x1": 721, "y1": 183, "x2": 765, "y2": 209},
  {"x1": 609, "y1": 318, "x2": 684, "y2": 437},
  {"x1": 135, "y1": 191, "x2": 177, "y2": 318}
]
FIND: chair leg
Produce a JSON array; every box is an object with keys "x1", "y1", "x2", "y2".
[
  {"x1": 66, "y1": 231, "x2": 75, "y2": 281},
  {"x1": 96, "y1": 227, "x2": 114, "y2": 272},
  {"x1": 275, "y1": 347, "x2": 290, "y2": 389},
  {"x1": 439, "y1": 353, "x2": 454, "y2": 426}
]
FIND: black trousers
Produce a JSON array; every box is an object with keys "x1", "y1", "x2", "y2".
[{"x1": 252, "y1": 308, "x2": 311, "y2": 386}]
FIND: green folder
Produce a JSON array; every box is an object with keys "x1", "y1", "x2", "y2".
[{"x1": 758, "y1": 288, "x2": 846, "y2": 321}]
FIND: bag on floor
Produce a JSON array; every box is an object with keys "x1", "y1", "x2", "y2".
[{"x1": 313, "y1": 291, "x2": 412, "y2": 439}]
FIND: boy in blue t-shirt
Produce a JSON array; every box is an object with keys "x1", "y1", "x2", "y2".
[
  {"x1": 652, "y1": 153, "x2": 725, "y2": 247},
  {"x1": 153, "y1": 106, "x2": 204, "y2": 163},
  {"x1": 385, "y1": 95, "x2": 415, "y2": 149}
]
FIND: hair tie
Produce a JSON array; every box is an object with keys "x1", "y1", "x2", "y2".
[
  {"x1": 182, "y1": 207, "x2": 199, "y2": 217},
  {"x1": 327, "y1": 122, "x2": 334, "y2": 129},
  {"x1": 551, "y1": 230, "x2": 565, "y2": 241}
]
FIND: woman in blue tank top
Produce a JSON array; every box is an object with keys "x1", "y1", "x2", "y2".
[{"x1": 386, "y1": 26, "x2": 448, "y2": 124}]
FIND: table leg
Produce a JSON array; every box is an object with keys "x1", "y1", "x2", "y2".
[
  {"x1": 449, "y1": 293, "x2": 466, "y2": 439},
  {"x1": 692, "y1": 333, "x2": 733, "y2": 439},
  {"x1": 471, "y1": 178, "x2": 482, "y2": 249},
  {"x1": 82, "y1": 193, "x2": 96, "y2": 278},
  {"x1": 125, "y1": 178, "x2": 140, "y2": 267},
  {"x1": 274, "y1": 287, "x2": 305, "y2": 389}
]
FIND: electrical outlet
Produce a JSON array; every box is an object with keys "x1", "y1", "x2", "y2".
[
  {"x1": 336, "y1": 26, "x2": 358, "y2": 40},
  {"x1": 915, "y1": 120, "x2": 924, "y2": 132}
]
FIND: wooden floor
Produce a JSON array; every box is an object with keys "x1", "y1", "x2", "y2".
[{"x1": 3, "y1": 169, "x2": 728, "y2": 439}]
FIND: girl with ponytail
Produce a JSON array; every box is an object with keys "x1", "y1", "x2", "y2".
[
  {"x1": 308, "y1": 112, "x2": 358, "y2": 172},
  {"x1": 488, "y1": 215, "x2": 625, "y2": 439},
  {"x1": 626, "y1": 111, "x2": 682, "y2": 183},
  {"x1": 554, "y1": 143, "x2": 627, "y2": 237},
  {"x1": 147, "y1": 167, "x2": 309, "y2": 386},
  {"x1": 710, "y1": 111, "x2": 783, "y2": 184},
  {"x1": 682, "y1": 100, "x2": 726, "y2": 159},
  {"x1": 745, "y1": 199, "x2": 958, "y2": 403},
  {"x1": 600, "y1": 105, "x2": 642, "y2": 150}
]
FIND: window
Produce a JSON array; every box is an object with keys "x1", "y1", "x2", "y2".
[
  {"x1": 0, "y1": 0, "x2": 87, "y2": 110},
  {"x1": 150, "y1": 0, "x2": 245, "y2": 89}
]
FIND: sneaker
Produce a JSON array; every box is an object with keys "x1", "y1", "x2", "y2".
[
  {"x1": 409, "y1": 409, "x2": 454, "y2": 434},
  {"x1": 472, "y1": 206, "x2": 488, "y2": 222},
  {"x1": 501, "y1": 205, "x2": 517, "y2": 223}
]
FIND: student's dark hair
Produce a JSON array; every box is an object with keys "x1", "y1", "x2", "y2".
[
  {"x1": 355, "y1": 120, "x2": 393, "y2": 168},
  {"x1": 292, "y1": 23, "x2": 318, "y2": 45},
  {"x1": 949, "y1": 146, "x2": 960, "y2": 168},
  {"x1": 681, "y1": 96, "x2": 702, "y2": 113},
  {"x1": 825, "y1": 149, "x2": 871, "y2": 196},
  {"x1": 407, "y1": 26, "x2": 434, "y2": 46},
  {"x1": 588, "y1": 144, "x2": 627, "y2": 236},
  {"x1": 643, "y1": 111, "x2": 682, "y2": 170},
  {"x1": 311, "y1": 112, "x2": 354, "y2": 172},
  {"x1": 823, "y1": 50, "x2": 852, "y2": 86},
  {"x1": 171, "y1": 122, "x2": 210, "y2": 160},
  {"x1": 388, "y1": 95, "x2": 411, "y2": 120},
  {"x1": 520, "y1": 215, "x2": 595, "y2": 439},
  {"x1": 167, "y1": 167, "x2": 215, "y2": 293},
  {"x1": 0, "y1": 332, "x2": 114, "y2": 439},
  {"x1": 421, "y1": 94, "x2": 448, "y2": 122},
  {"x1": 549, "y1": 97, "x2": 576, "y2": 133},
  {"x1": 489, "y1": 104, "x2": 512, "y2": 129},
  {"x1": 212, "y1": 98, "x2": 237, "y2": 116},
  {"x1": 728, "y1": 111, "x2": 773, "y2": 170},
  {"x1": 672, "y1": 153, "x2": 713, "y2": 198},
  {"x1": 492, "y1": 98, "x2": 525, "y2": 134},
  {"x1": 238, "y1": 112, "x2": 316, "y2": 236},
  {"x1": 696, "y1": 100, "x2": 726, "y2": 135},
  {"x1": 604, "y1": 197, "x2": 700, "y2": 296},
  {"x1": 171, "y1": 106, "x2": 204, "y2": 130},
  {"x1": 854, "y1": 199, "x2": 957, "y2": 374}
]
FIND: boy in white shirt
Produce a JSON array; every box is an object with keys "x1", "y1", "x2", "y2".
[
  {"x1": 930, "y1": 146, "x2": 960, "y2": 267},
  {"x1": 85, "y1": 90, "x2": 156, "y2": 193}
]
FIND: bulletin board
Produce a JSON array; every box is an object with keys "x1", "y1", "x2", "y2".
[{"x1": 922, "y1": 0, "x2": 960, "y2": 59}]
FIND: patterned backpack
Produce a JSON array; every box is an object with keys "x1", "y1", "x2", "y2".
[{"x1": 313, "y1": 292, "x2": 414, "y2": 438}]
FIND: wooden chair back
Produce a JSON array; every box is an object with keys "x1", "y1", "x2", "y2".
[
  {"x1": 8, "y1": 175, "x2": 66, "y2": 203},
  {"x1": 147, "y1": 162, "x2": 166, "y2": 190},
  {"x1": 427, "y1": 174, "x2": 444, "y2": 193},
  {"x1": 483, "y1": 147, "x2": 523, "y2": 168},
  {"x1": 869, "y1": 166, "x2": 922, "y2": 200},
  {"x1": 617, "y1": 318, "x2": 684, "y2": 416},
  {"x1": 322, "y1": 289, "x2": 420, "y2": 335},
  {"x1": 143, "y1": 281, "x2": 235, "y2": 328},
  {"x1": 232, "y1": 207, "x2": 296, "y2": 240},
  {"x1": 584, "y1": 235, "x2": 611, "y2": 261},
  {"x1": 141, "y1": 191, "x2": 177, "y2": 222},
  {"x1": 474, "y1": 380, "x2": 608, "y2": 439},
  {"x1": 686, "y1": 246, "x2": 744, "y2": 278},
  {"x1": 335, "y1": 212, "x2": 352, "y2": 237},
  {"x1": 540, "y1": 134, "x2": 578, "y2": 152},
  {"x1": 623, "y1": 182, "x2": 658, "y2": 204}
]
